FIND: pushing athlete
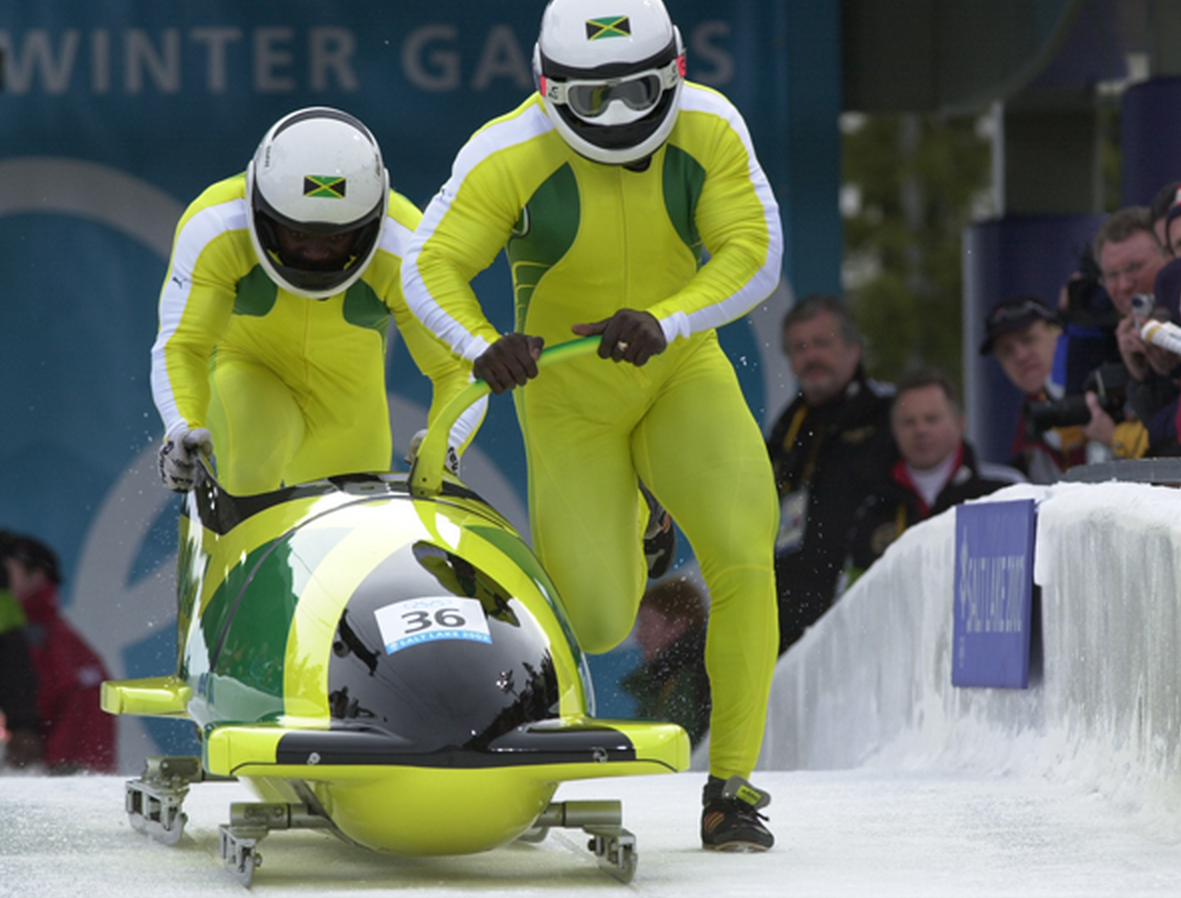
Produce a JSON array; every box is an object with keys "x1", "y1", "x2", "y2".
[{"x1": 403, "y1": 0, "x2": 783, "y2": 851}]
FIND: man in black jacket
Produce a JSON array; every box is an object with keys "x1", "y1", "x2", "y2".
[
  {"x1": 843, "y1": 369, "x2": 1025, "y2": 585},
  {"x1": 768, "y1": 294, "x2": 897, "y2": 653}
]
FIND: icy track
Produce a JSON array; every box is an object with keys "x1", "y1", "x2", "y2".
[
  {"x1": 6, "y1": 482, "x2": 1181, "y2": 896},
  {"x1": 2, "y1": 769, "x2": 1179, "y2": 897}
]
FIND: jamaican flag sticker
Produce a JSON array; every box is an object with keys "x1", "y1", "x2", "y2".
[
  {"x1": 304, "y1": 175, "x2": 346, "y2": 198},
  {"x1": 586, "y1": 16, "x2": 630, "y2": 40}
]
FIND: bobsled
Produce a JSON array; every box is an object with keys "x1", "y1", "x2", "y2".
[{"x1": 101, "y1": 338, "x2": 688, "y2": 885}]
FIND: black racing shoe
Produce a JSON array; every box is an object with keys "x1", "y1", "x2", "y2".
[
  {"x1": 701, "y1": 775, "x2": 774, "y2": 852},
  {"x1": 641, "y1": 484, "x2": 676, "y2": 579}
]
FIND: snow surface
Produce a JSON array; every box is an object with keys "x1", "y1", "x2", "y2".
[
  {"x1": 2, "y1": 769, "x2": 1180, "y2": 897},
  {"x1": 4, "y1": 481, "x2": 1181, "y2": 896}
]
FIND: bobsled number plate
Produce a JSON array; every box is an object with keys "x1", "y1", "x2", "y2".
[{"x1": 375, "y1": 596, "x2": 492, "y2": 654}]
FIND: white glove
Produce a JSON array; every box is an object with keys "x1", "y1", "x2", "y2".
[
  {"x1": 405, "y1": 428, "x2": 460, "y2": 476},
  {"x1": 158, "y1": 426, "x2": 214, "y2": 492}
]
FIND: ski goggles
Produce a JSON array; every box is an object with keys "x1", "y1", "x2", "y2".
[{"x1": 543, "y1": 54, "x2": 684, "y2": 120}]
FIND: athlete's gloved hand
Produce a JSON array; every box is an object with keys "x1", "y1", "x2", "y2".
[
  {"x1": 572, "y1": 309, "x2": 666, "y2": 366},
  {"x1": 158, "y1": 426, "x2": 214, "y2": 492},
  {"x1": 404, "y1": 428, "x2": 460, "y2": 476},
  {"x1": 474, "y1": 333, "x2": 545, "y2": 394}
]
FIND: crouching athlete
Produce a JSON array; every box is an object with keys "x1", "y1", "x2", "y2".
[{"x1": 151, "y1": 106, "x2": 480, "y2": 495}]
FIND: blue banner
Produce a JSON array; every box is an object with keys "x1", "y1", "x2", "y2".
[
  {"x1": 0, "y1": 1, "x2": 817, "y2": 762},
  {"x1": 952, "y1": 499, "x2": 1038, "y2": 689}
]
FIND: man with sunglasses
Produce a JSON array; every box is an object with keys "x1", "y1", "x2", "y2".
[
  {"x1": 151, "y1": 107, "x2": 479, "y2": 496},
  {"x1": 404, "y1": 0, "x2": 781, "y2": 853}
]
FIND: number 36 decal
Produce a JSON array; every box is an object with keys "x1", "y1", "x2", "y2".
[{"x1": 374, "y1": 596, "x2": 492, "y2": 655}]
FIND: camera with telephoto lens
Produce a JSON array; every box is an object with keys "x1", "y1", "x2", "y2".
[
  {"x1": 1024, "y1": 362, "x2": 1129, "y2": 437},
  {"x1": 1063, "y1": 243, "x2": 1120, "y2": 330}
]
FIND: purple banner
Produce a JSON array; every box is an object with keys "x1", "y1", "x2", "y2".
[{"x1": 952, "y1": 499, "x2": 1037, "y2": 689}]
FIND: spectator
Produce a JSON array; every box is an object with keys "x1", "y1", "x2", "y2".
[
  {"x1": 621, "y1": 577, "x2": 711, "y2": 748},
  {"x1": 980, "y1": 295, "x2": 1087, "y2": 483},
  {"x1": 1, "y1": 535, "x2": 115, "y2": 773},
  {"x1": 0, "y1": 548, "x2": 42, "y2": 770},
  {"x1": 843, "y1": 369, "x2": 1025, "y2": 586},
  {"x1": 1144, "y1": 180, "x2": 1181, "y2": 451},
  {"x1": 1124, "y1": 257, "x2": 1181, "y2": 455},
  {"x1": 768, "y1": 293, "x2": 897, "y2": 654},
  {"x1": 1085, "y1": 207, "x2": 1174, "y2": 458}
]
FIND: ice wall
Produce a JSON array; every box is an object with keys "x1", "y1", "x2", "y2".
[{"x1": 757, "y1": 481, "x2": 1181, "y2": 834}]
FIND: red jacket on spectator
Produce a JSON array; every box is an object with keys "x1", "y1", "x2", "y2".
[{"x1": 19, "y1": 580, "x2": 115, "y2": 773}]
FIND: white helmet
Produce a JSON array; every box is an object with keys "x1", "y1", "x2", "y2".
[
  {"x1": 246, "y1": 107, "x2": 389, "y2": 299},
  {"x1": 533, "y1": 0, "x2": 685, "y2": 165}
]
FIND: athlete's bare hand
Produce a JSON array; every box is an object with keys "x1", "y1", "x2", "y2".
[
  {"x1": 474, "y1": 333, "x2": 545, "y2": 394},
  {"x1": 573, "y1": 309, "x2": 666, "y2": 366}
]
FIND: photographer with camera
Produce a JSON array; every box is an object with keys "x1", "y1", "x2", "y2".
[
  {"x1": 1121, "y1": 253, "x2": 1181, "y2": 455},
  {"x1": 1055, "y1": 240, "x2": 1123, "y2": 396},
  {"x1": 981, "y1": 295, "x2": 1087, "y2": 482},
  {"x1": 1035, "y1": 204, "x2": 1181, "y2": 463},
  {"x1": 1035, "y1": 207, "x2": 1173, "y2": 462},
  {"x1": 1082, "y1": 207, "x2": 1176, "y2": 458}
]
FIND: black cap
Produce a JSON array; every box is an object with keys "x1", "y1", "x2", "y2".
[
  {"x1": 3, "y1": 535, "x2": 61, "y2": 585},
  {"x1": 979, "y1": 296, "x2": 1060, "y2": 355}
]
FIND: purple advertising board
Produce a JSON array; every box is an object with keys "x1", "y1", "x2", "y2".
[{"x1": 952, "y1": 499, "x2": 1037, "y2": 689}]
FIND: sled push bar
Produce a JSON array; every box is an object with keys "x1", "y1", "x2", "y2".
[{"x1": 410, "y1": 336, "x2": 603, "y2": 498}]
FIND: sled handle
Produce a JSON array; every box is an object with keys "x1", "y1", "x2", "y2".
[{"x1": 410, "y1": 336, "x2": 603, "y2": 498}]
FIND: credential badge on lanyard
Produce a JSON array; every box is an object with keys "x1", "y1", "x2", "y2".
[{"x1": 775, "y1": 487, "x2": 808, "y2": 555}]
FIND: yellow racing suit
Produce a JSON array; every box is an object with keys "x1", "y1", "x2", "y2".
[
  {"x1": 150, "y1": 174, "x2": 478, "y2": 495},
  {"x1": 403, "y1": 83, "x2": 782, "y2": 781}
]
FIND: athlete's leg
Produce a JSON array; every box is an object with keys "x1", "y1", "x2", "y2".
[
  {"x1": 631, "y1": 343, "x2": 778, "y2": 780},
  {"x1": 518, "y1": 363, "x2": 649, "y2": 655},
  {"x1": 284, "y1": 385, "x2": 393, "y2": 486},
  {"x1": 207, "y1": 359, "x2": 304, "y2": 495}
]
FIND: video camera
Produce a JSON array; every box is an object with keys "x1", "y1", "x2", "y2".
[
  {"x1": 1024, "y1": 361, "x2": 1129, "y2": 438},
  {"x1": 1063, "y1": 243, "x2": 1120, "y2": 330}
]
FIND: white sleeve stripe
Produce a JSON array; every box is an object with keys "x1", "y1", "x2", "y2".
[
  {"x1": 378, "y1": 212, "x2": 413, "y2": 259},
  {"x1": 149, "y1": 198, "x2": 248, "y2": 437},
  {"x1": 661, "y1": 85, "x2": 783, "y2": 342},
  {"x1": 403, "y1": 106, "x2": 552, "y2": 362},
  {"x1": 449, "y1": 393, "x2": 488, "y2": 449},
  {"x1": 451, "y1": 105, "x2": 553, "y2": 186}
]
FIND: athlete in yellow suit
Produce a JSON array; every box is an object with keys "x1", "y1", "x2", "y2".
[
  {"x1": 403, "y1": 0, "x2": 781, "y2": 851},
  {"x1": 150, "y1": 107, "x2": 479, "y2": 496}
]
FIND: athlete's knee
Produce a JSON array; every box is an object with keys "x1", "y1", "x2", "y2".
[
  {"x1": 572, "y1": 617, "x2": 632, "y2": 654},
  {"x1": 560, "y1": 591, "x2": 635, "y2": 653}
]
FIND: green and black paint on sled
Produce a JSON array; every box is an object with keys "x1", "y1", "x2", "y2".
[{"x1": 102, "y1": 338, "x2": 688, "y2": 884}]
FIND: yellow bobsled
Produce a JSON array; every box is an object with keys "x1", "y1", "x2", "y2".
[{"x1": 101, "y1": 338, "x2": 688, "y2": 884}]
